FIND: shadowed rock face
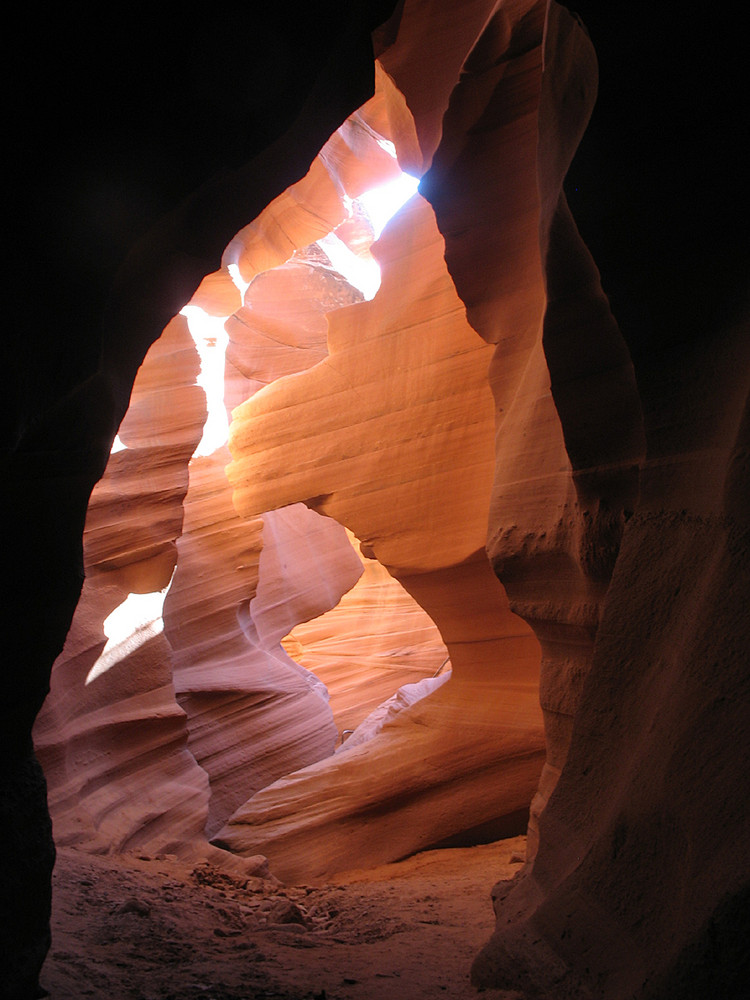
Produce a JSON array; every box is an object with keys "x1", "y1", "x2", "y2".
[
  {"x1": 3, "y1": 3, "x2": 748, "y2": 999},
  {"x1": 470, "y1": 7, "x2": 750, "y2": 998},
  {"x1": 3, "y1": 4, "x2": 398, "y2": 996}
]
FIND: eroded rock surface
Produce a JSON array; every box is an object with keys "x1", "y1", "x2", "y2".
[
  {"x1": 32, "y1": 316, "x2": 211, "y2": 856},
  {"x1": 220, "y1": 151, "x2": 545, "y2": 871},
  {"x1": 36, "y1": 42, "x2": 547, "y2": 874},
  {"x1": 5, "y1": 2, "x2": 748, "y2": 998},
  {"x1": 468, "y1": 5, "x2": 750, "y2": 999}
]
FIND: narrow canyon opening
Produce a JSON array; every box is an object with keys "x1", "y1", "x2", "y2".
[
  {"x1": 33, "y1": 72, "x2": 545, "y2": 879},
  {"x1": 280, "y1": 531, "x2": 453, "y2": 747},
  {"x1": 10, "y1": 4, "x2": 747, "y2": 999}
]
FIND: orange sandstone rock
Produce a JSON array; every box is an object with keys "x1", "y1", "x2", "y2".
[{"x1": 220, "y1": 115, "x2": 545, "y2": 872}]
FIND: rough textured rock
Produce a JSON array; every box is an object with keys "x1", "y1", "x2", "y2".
[{"x1": 469, "y1": 6, "x2": 750, "y2": 997}]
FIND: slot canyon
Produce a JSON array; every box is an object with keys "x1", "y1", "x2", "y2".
[{"x1": 2, "y1": 3, "x2": 748, "y2": 999}]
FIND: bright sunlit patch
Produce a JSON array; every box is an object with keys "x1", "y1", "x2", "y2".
[
  {"x1": 180, "y1": 305, "x2": 230, "y2": 456},
  {"x1": 110, "y1": 434, "x2": 127, "y2": 454},
  {"x1": 376, "y1": 138, "x2": 397, "y2": 156},
  {"x1": 85, "y1": 579, "x2": 172, "y2": 686},
  {"x1": 358, "y1": 172, "x2": 419, "y2": 240},
  {"x1": 175, "y1": 167, "x2": 419, "y2": 454},
  {"x1": 317, "y1": 231, "x2": 381, "y2": 301},
  {"x1": 317, "y1": 171, "x2": 420, "y2": 300},
  {"x1": 226, "y1": 261, "x2": 250, "y2": 299}
]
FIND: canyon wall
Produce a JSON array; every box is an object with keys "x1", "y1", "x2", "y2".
[
  {"x1": 3, "y1": 4, "x2": 399, "y2": 996},
  {"x1": 34, "y1": 41, "x2": 546, "y2": 879},
  {"x1": 3, "y1": 2, "x2": 748, "y2": 998},
  {"x1": 470, "y1": 6, "x2": 750, "y2": 997}
]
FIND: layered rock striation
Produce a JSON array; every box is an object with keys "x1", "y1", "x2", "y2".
[
  {"x1": 470, "y1": 6, "x2": 750, "y2": 997},
  {"x1": 217, "y1": 74, "x2": 547, "y2": 869},
  {"x1": 32, "y1": 317, "x2": 210, "y2": 855},
  {"x1": 36, "y1": 43, "x2": 547, "y2": 872},
  {"x1": 5, "y1": 5, "x2": 400, "y2": 994},
  {"x1": 4, "y1": 2, "x2": 748, "y2": 999}
]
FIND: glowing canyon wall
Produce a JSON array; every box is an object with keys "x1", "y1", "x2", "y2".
[
  {"x1": 34, "y1": 50, "x2": 547, "y2": 877},
  {"x1": 3, "y1": 2, "x2": 748, "y2": 998}
]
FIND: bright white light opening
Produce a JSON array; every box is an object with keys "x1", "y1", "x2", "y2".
[
  {"x1": 317, "y1": 231, "x2": 381, "y2": 301},
  {"x1": 226, "y1": 261, "x2": 250, "y2": 300},
  {"x1": 177, "y1": 166, "x2": 419, "y2": 457},
  {"x1": 85, "y1": 578, "x2": 173, "y2": 686},
  {"x1": 316, "y1": 170, "x2": 419, "y2": 301},
  {"x1": 181, "y1": 305, "x2": 230, "y2": 457},
  {"x1": 359, "y1": 172, "x2": 420, "y2": 240},
  {"x1": 376, "y1": 138, "x2": 398, "y2": 157}
]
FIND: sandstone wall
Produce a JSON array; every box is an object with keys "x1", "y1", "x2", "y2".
[
  {"x1": 4, "y1": 2, "x2": 748, "y2": 998},
  {"x1": 34, "y1": 43, "x2": 547, "y2": 875},
  {"x1": 217, "y1": 47, "x2": 548, "y2": 871},
  {"x1": 3, "y1": 5, "x2": 399, "y2": 995},
  {"x1": 470, "y1": 5, "x2": 750, "y2": 998},
  {"x1": 32, "y1": 317, "x2": 209, "y2": 855}
]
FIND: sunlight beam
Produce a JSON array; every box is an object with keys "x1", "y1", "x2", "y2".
[{"x1": 85, "y1": 580, "x2": 173, "y2": 686}]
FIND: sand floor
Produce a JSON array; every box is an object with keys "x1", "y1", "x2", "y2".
[{"x1": 41, "y1": 835, "x2": 527, "y2": 1000}]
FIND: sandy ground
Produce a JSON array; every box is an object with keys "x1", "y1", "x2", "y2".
[{"x1": 41, "y1": 836, "x2": 527, "y2": 1000}]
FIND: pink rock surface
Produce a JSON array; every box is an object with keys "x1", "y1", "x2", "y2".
[
  {"x1": 284, "y1": 541, "x2": 451, "y2": 737},
  {"x1": 164, "y1": 462, "x2": 362, "y2": 838},
  {"x1": 32, "y1": 317, "x2": 210, "y2": 856},
  {"x1": 215, "y1": 554, "x2": 543, "y2": 881},
  {"x1": 15, "y1": 3, "x2": 747, "y2": 997},
  {"x1": 36, "y1": 26, "x2": 548, "y2": 872}
]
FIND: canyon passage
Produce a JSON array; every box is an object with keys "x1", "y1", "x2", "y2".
[{"x1": 3, "y1": 3, "x2": 748, "y2": 999}]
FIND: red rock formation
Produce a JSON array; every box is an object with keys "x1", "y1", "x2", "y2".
[
  {"x1": 218, "y1": 1, "x2": 749, "y2": 991},
  {"x1": 32, "y1": 316, "x2": 209, "y2": 854},
  {"x1": 214, "y1": 554, "x2": 542, "y2": 881},
  {"x1": 35, "y1": 49, "x2": 546, "y2": 873},
  {"x1": 162, "y1": 228, "x2": 371, "y2": 841},
  {"x1": 4, "y1": 2, "x2": 748, "y2": 998},
  {"x1": 285, "y1": 541, "x2": 451, "y2": 736},
  {"x1": 417, "y1": 0, "x2": 646, "y2": 860},
  {"x1": 218, "y1": 177, "x2": 544, "y2": 873},
  {"x1": 4, "y1": 6, "x2": 399, "y2": 995},
  {"x1": 470, "y1": 6, "x2": 750, "y2": 997},
  {"x1": 165, "y1": 481, "x2": 362, "y2": 839}
]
